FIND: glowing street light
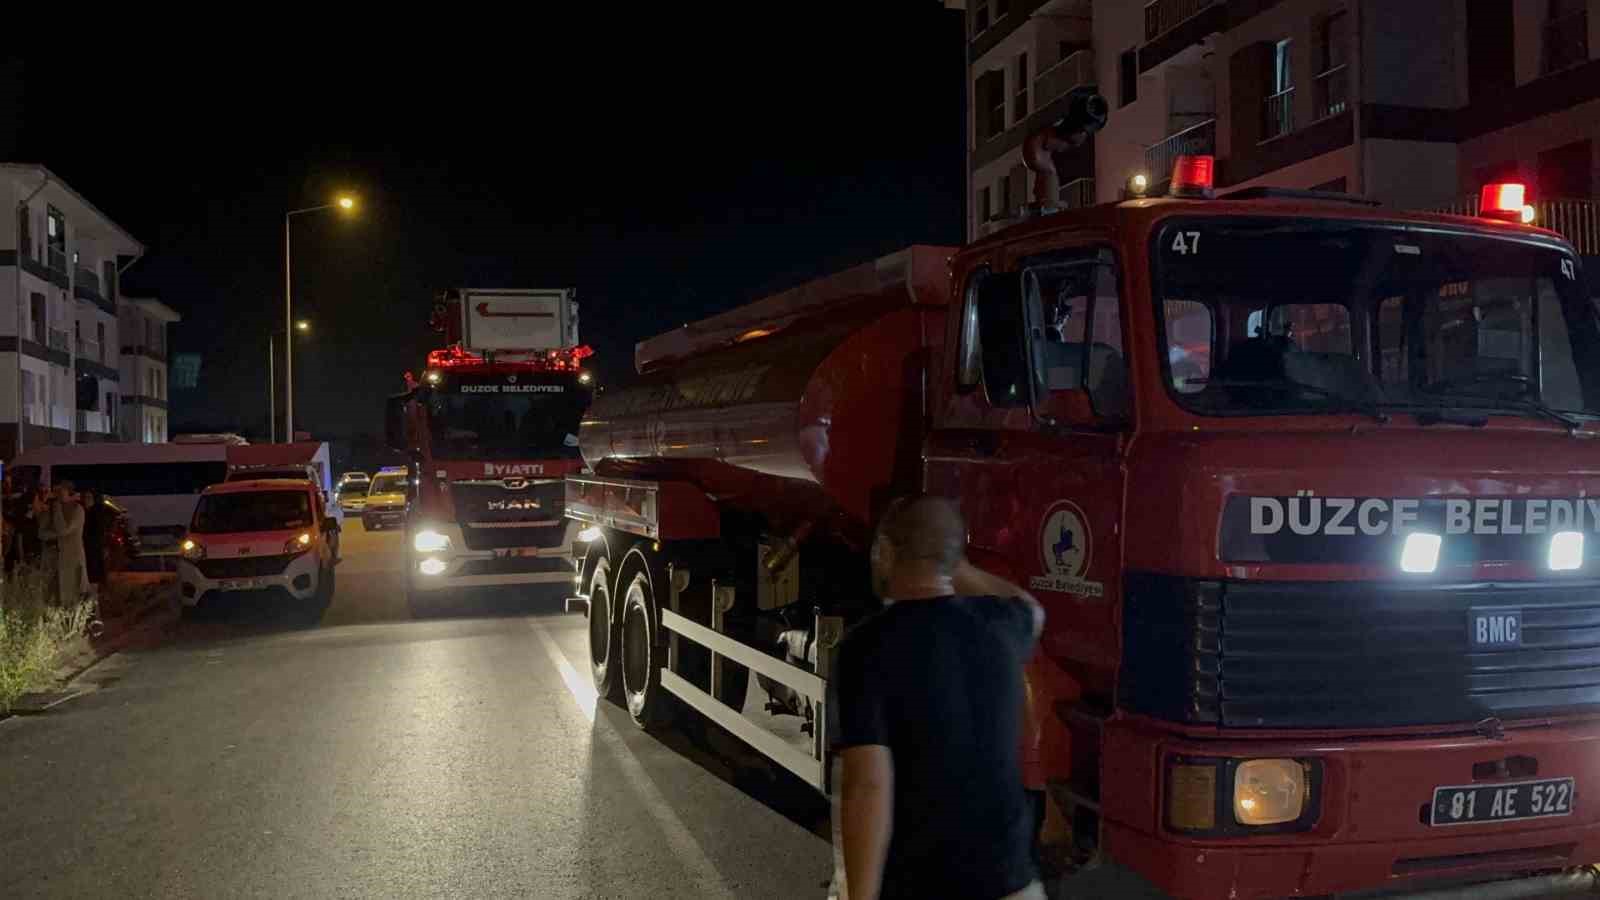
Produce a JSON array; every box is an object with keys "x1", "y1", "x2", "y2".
[
  {"x1": 337, "y1": 196, "x2": 356, "y2": 211},
  {"x1": 295, "y1": 319, "x2": 311, "y2": 333},
  {"x1": 284, "y1": 193, "x2": 359, "y2": 439}
]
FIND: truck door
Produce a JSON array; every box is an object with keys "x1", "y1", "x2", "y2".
[{"x1": 926, "y1": 245, "x2": 1130, "y2": 783}]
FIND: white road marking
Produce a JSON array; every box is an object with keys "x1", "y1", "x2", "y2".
[{"x1": 530, "y1": 619, "x2": 736, "y2": 900}]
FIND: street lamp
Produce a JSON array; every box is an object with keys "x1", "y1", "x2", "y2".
[
  {"x1": 284, "y1": 194, "x2": 356, "y2": 440},
  {"x1": 267, "y1": 321, "x2": 312, "y2": 443}
]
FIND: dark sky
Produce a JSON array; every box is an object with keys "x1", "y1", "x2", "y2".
[{"x1": 4, "y1": 7, "x2": 966, "y2": 441}]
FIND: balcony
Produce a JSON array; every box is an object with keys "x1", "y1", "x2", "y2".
[
  {"x1": 76, "y1": 338, "x2": 104, "y2": 364},
  {"x1": 1543, "y1": 8, "x2": 1589, "y2": 75},
  {"x1": 1144, "y1": 0, "x2": 1217, "y2": 42},
  {"x1": 74, "y1": 266, "x2": 99, "y2": 294},
  {"x1": 48, "y1": 329, "x2": 71, "y2": 355},
  {"x1": 1313, "y1": 65, "x2": 1349, "y2": 121},
  {"x1": 1263, "y1": 87, "x2": 1295, "y2": 141},
  {"x1": 1034, "y1": 49, "x2": 1094, "y2": 111},
  {"x1": 1145, "y1": 118, "x2": 1216, "y2": 188},
  {"x1": 1059, "y1": 177, "x2": 1096, "y2": 210},
  {"x1": 47, "y1": 246, "x2": 67, "y2": 277}
]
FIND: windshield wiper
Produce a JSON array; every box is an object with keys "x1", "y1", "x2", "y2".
[
  {"x1": 1416, "y1": 374, "x2": 1585, "y2": 434},
  {"x1": 1195, "y1": 377, "x2": 1391, "y2": 423}
]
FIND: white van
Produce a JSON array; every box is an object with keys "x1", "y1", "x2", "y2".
[{"x1": 10, "y1": 442, "x2": 230, "y2": 552}]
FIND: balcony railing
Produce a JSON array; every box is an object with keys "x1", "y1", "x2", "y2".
[
  {"x1": 1313, "y1": 65, "x2": 1349, "y2": 121},
  {"x1": 1034, "y1": 50, "x2": 1095, "y2": 111},
  {"x1": 1543, "y1": 9, "x2": 1589, "y2": 75},
  {"x1": 1145, "y1": 118, "x2": 1216, "y2": 187},
  {"x1": 75, "y1": 266, "x2": 100, "y2": 295},
  {"x1": 48, "y1": 329, "x2": 71, "y2": 354},
  {"x1": 76, "y1": 338, "x2": 103, "y2": 363},
  {"x1": 1144, "y1": 0, "x2": 1216, "y2": 42},
  {"x1": 1059, "y1": 177, "x2": 1096, "y2": 210},
  {"x1": 1431, "y1": 196, "x2": 1600, "y2": 256},
  {"x1": 47, "y1": 246, "x2": 68, "y2": 276},
  {"x1": 1263, "y1": 87, "x2": 1295, "y2": 141}
]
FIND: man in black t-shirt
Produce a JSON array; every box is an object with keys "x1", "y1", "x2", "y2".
[{"x1": 835, "y1": 495, "x2": 1045, "y2": 900}]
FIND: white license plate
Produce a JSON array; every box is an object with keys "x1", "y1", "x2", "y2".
[
  {"x1": 1430, "y1": 777, "x2": 1575, "y2": 826},
  {"x1": 218, "y1": 579, "x2": 260, "y2": 591}
]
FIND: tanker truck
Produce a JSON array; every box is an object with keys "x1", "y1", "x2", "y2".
[{"x1": 562, "y1": 110, "x2": 1600, "y2": 898}]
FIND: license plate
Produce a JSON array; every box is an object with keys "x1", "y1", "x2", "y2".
[
  {"x1": 493, "y1": 548, "x2": 540, "y2": 558},
  {"x1": 1469, "y1": 607, "x2": 1522, "y2": 649},
  {"x1": 1430, "y1": 777, "x2": 1574, "y2": 826},
  {"x1": 219, "y1": 579, "x2": 260, "y2": 591}
]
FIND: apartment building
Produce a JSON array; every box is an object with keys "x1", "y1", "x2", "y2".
[
  {"x1": 968, "y1": 0, "x2": 1098, "y2": 239},
  {"x1": 1111, "y1": 0, "x2": 1600, "y2": 239},
  {"x1": 0, "y1": 164, "x2": 142, "y2": 455},
  {"x1": 119, "y1": 297, "x2": 179, "y2": 444},
  {"x1": 968, "y1": 1, "x2": 1600, "y2": 255}
]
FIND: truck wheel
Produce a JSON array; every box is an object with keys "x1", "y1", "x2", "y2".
[
  {"x1": 588, "y1": 557, "x2": 623, "y2": 701},
  {"x1": 620, "y1": 568, "x2": 674, "y2": 730}
]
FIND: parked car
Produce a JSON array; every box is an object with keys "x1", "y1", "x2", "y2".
[
  {"x1": 336, "y1": 472, "x2": 371, "y2": 513},
  {"x1": 177, "y1": 479, "x2": 340, "y2": 614},
  {"x1": 362, "y1": 468, "x2": 410, "y2": 531},
  {"x1": 225, "y1": 465, "x2": 342, "y2": 560}
]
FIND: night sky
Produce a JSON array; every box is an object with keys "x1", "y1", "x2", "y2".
[{"x1": 1, "y1": 7, "x2": 966, "y2": 448}]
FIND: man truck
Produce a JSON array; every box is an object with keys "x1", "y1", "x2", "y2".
[
  {"x1": 386, "y1": 288, "x2": 594, "y2": 615},
  {"x1": 561, "y1": 96, "x2": 1600, "y2": 898}
]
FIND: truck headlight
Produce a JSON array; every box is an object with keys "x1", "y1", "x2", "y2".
[
  {"x1": 180, "y1": 538, "x2": 205, "y2": 561},
  {"x1": 1233, "y1": 759, "x2": 1308, "y2": 826},
  {"x1": 413, "y1": 529, "x2": 451, "y2": 553}
]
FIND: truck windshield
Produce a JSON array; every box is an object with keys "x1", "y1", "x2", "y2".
[
  {"x1": 191, "y1": 491, "x2": 312, "y2": 533},
  {"x1": 1154, "y1": 218, "x2": 1600, "y2": 419},
  {"x1": 426, "y1": 375, "x2": 589, "y2": 460}
]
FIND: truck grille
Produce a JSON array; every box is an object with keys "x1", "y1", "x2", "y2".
[
  {"x1": 460, "y1": 523, "x2": 567, "y2": 551},
  {"x1": 1120, "y1": 574, "x2": 1600, "y2": 728},
  {"x1": 459, "y1": 557, "x2": 570, "y2": 577},
  {"x1": 450, "y1": 480, "x2": 564, "y2": 527},
  {"x1": 196, "y1": 554, "x2": 295, "y2": 579}
]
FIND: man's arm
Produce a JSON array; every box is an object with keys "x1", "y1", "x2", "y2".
[
  {"x1": 840, "y1": 744, "x2": 894, "y2": 900},
  {"x1": 953, "y1": 560, "x2": 1044, "y2": 639}
]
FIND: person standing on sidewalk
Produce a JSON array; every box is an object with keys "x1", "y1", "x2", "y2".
[
  {"x1": 39, "y1": 480, "x2": 90, "y2": 605},
  {"x1": 836, "y1": 495, "x2": 1046, "y2": 900}
]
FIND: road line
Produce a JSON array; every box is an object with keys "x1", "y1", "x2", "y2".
[{"x1": 530, "y1": 619, "x2": 736, "y2": 900}]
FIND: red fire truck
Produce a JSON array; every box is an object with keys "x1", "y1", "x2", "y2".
[
  {"x1": 563, "y1": 121, "x2": 1600, "y2": 896},
  {"x1": 387, "y1": 289, "x2": 595, "y2": 615}
]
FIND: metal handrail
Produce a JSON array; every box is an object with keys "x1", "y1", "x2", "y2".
[
  {"x1": 1144, "y1": 0, "x2": 1216, "y2": 41},
  {"x1": 1312, "y1": 64, "x2": 1349, "y2": 120},
  {"x1": 1145, "y1": 118, "x2": 1216, "y2": 186},
  {"x1": 1060, "y1": 177, "x2": 1096, "y2": 210},
  {"x1": 1263, "y1": 87, "x2": 1295, "y2": 140},
  {"x1": 1034, "y1": 49, "x2": 1095, "y2": 109},
  {"x1": 1429, "y1": 196, "x2": 1600, "y2": 256}
]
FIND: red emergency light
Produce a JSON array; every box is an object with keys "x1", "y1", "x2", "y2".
[
  {"x1": 424, "y1": 343, "x2": 595, "y2": 372},
  {"x1": 1170, "y1": 154, "x2": 1215, "y2": 198},
  {"x1": 1479, "y1": 182, "x2": 1529, "y2": 222}
]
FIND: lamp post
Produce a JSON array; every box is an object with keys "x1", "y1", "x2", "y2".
[
  {"x1": 284, "y1": 195, "x2": 355, "y2": 441},
  {"x1": 267, "y1": 319, "x2": 311, "y2": 442}
]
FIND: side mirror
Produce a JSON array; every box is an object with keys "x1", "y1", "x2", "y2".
[
  {"x1": 1037, "y1": 388, "x2": 1094, "y2": 424},
  {"x1": 384, "y1": 392, "x2": 411, "y2": 453}
]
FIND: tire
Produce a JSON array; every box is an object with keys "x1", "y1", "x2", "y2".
[
  {"x1": 306, "y1": 563, "x2": 334, "y2": 621},
  {"x1": 619, "y1": 565, "x2": 674, "y2": 730},
  {"x1": 588, "y1": 556, "x2": 623, "y2": 702}
]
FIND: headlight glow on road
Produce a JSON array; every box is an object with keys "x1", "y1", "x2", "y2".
[
  {"x1": 413, "y1": 529, "x2": 450, "y2": 553},
  {"x1": 419, "y1": 557, "x2": 447, "y2": 576}
]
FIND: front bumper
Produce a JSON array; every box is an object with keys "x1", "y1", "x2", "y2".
[
  {"x1": 407, "y1": 520, "x2": 576, "y2": 592},
  {"x1": 177, "y1": 553, "x2": 321, "y2": 607},
  {"x1": 363, "y1": 506, "x2": 405, "y2": 527},
  {"x1": 1102, "y1": 718, "x2": 1600, "y2": 900}
]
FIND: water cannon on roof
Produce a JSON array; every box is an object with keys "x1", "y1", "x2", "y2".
[{"x1": 1022, "y1": 88, "x2": 1110, "y2": 216}]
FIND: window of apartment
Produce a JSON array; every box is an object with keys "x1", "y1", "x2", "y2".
[
  {"x1": 1543, "y1": 0, "x2": 1589, "y2": 75},
  {"x1": 1539, "y1": 139, "x2": 1593, "y2": 200},
  {"x1": 21, "y1": 371, "x2": 36, "y2": 424},
  {"x1": 102, "y1": 261, "x2": 116, "y2": 300},
  {"x1": 999, "y1": 174, "x2": 1012, "y2": 220},
  {"x1": 1014, "y1": 53, "x2": 1030, "y2": 123},
  {"x1": 105, "y1": 392, "x2": 116, "y2": 432},
  {"x1": 1119, "y1": 48, "x2": 1139, "y2": 107},
  {"x1": 973, "y1": 0, "x2": 990, "y2": 35},
  {"x1": 30, "y1": 292, "x2": 45, "y2": 344},
  {"x1": 96, "y1": 322, "x2": 106, "y2": 363},
  {"x1": 45, "y1": 207, "x2": 65, "y2": 271},
  {"x1": 977, "y1": 69, "x2": 1007, "y2": 141},
  {"x1": 979, "y1": 186, "x2": 993, "y2": 224},
  {"x1": 1264, "y1": 39, "x2": 1295, "y2": 140},
  {"x1": 1314, "y1": 11, "x2": 1349, "y2": 119}
]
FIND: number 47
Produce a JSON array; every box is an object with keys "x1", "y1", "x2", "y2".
[{"x1": 1172, "y1": 231, "x2": 1201, "y2": 255}]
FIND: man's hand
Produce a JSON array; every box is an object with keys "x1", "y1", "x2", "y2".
[
  {"x1": 840, "y1": 745, "x2": 894, "y2": 900},
  {"x1": 954, "y1": 560, "x2": 1044, "y2": 639}
]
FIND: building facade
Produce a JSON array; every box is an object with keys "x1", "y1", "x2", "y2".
[
  {"x1": 967, "y1": 0, "x2": 1600, "y2": 254},
  {"x1": 0, "y1": 164, "x2": 144, "y2": 455},
  {"x1": 119, "y1": 297, "x2": 179, "y2": 444}
]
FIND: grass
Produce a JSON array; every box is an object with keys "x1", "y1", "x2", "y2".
[{"x1": 0, "y1": 565, "x2": 97, "y2": 712}]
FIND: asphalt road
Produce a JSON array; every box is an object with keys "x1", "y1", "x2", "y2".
[{"x1": 0, "y1": 522, "x2": 831, "y2": 899}]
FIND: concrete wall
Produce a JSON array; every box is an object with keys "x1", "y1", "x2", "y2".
[
  {"x1": 1363, "y1": 0, "x2": 1467, "y2": 109},
  {"x1": 1459, "y1": 97, "x2": 1600, "y2": 197},
  {"x1": 1364, "y1": 139, "x2": 1463, "y2": 208},
  {"x1": 1091, "y1": 0, "x2": 1175, "y2": 200}
]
